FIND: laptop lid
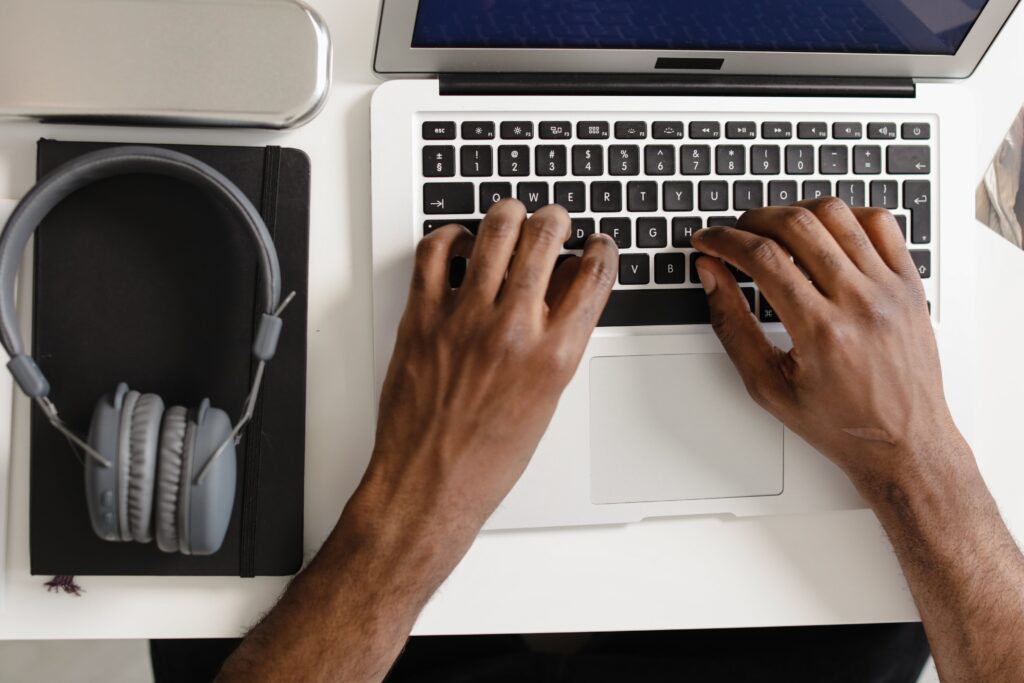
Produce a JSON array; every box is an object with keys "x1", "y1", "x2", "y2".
[{"x1": 375, "y1": 0, "x2": 1019, "y2": 79}]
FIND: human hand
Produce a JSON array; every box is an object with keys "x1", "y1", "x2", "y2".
[
  {"x1": 348, "y1": 200, "x2": 617, "y2": 551},
  {"x1": 691, "y1": 198, "x2": 964, "y2": 494}
]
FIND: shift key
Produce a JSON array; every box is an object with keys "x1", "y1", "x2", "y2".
[{"x1": 424, "y1": 182, "x2": 474, "y2": 214}]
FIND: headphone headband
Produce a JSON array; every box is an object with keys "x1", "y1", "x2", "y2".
[{"x1": 0, "y1": 145, "x2": 284, "y2": 398}]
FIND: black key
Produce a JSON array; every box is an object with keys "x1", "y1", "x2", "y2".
[
  {"x1": 853, "y1": 145, "x2": 882, "y2": 175},
  {"x1": 888, "y1": 146, "x2": 931, "y2": 174},
  {"x1": 637, "y1": 218, "x2": 668, "y2": 248},
  {"x1": 820, "y1": 146, "x2": 849, "y2": 174},
  {"x1": 716, "y1": 145, "x2": 745, "y2": 175},
  {"x1": 565, "y1": 218, "x2": 595, "y2": 249},
  {"x1": 423, "y1": 145, "x2": 455, "y2": 177},
  {"x1": 902, "y1": 123, "x2": 931, "y2": 140},
  {"x1": 689, "y1": 122, "x2": 721, "y2": 139},
  {"x1": 645, "y1": 145, "x2": 675, "y2": 175},
  {"x1": 598, "y1": 287, "x2": 754, "y2": 326},
  {"x1": 751, "y1": 145, "x2": 781, "y2": 175},
  {"x1": 609, "y1": 145, "x2": 640, "y2": 175},
  {"x1": 619, "y1": 254, "x2": 650, "y2": 285},
  {"x1": 615, "y1": 121, "x2": 647, "y2": 139},
  {"x1": 833, "y1": 122, "x2": 862, "y2": 140},
  {"x1": 423, "y1": 121, "x2": 456, "y2": 140},
  {"x1": 837, "y1": 180, "x2": 866, "y2": 207},
  {"x1": 500, "y1": 121, "x2": 534, "y2": 139},
  {"x1": 699, "y1": 182, "x2": 729, "y2": 211},
  {"x1": 591, "y1": 182, "x2": 623, "y2": 212},
  {"x1": 708, "y1": 216, "x2": 739, "y2": 228},
  {"x1": 461, "y1": 121, "x2": 495, "y2": 140},
  {"x1": 554, "y1": 182, "x2": 586, "y2": 213},
  {"x1": 797, "y1": 122, "x2": 827, "y2": 139},
  {"x1": 479, "y1": 182, "x2": 512, "y2": 212},
  {"x1": 652, "y1": 121, "x2": 684, "y2": 139},
  {"x1": 910, "y1": 250, "x2": 931, "y2": 278},
  {"x1": 577, "y1": 121, "x2": 610, "y2": 139},
  {"x1": 663, "y1": 182, "x2": 694, "y2": 211},
  {"x1": 726, "y1": 121, "x2": 757, "y2": 139},
  {"x1": 600, "y1": 218, "x2": 632, "y2": 248},
  {"x1": 424, "y1": 219, "x2": 481, "y2": 235},
  {"x1": 498, "y1": 145, "x2": 530, "y2": 176},
  {"x1": 734, "y1": 181, "x2": 764, "y2": 210},
  {"x1": 680, "y1": 145, "x2": 711, "y2": 175},
  {"x1": 572, "y1": 145, "x2": 604, "y2": 176},
  {"x1": 539, "y1": 121, "x2": 572, "y2": 139},
  {"x1": 803, "y1": 181, "x2": 832, "y2": 200},
  {"x1": 894, "y1": 215, "x2": 908, "y2": 240},
  {"x1": 424, "y1": 182, "x2": 474, "y2": 214},
  {"x1": 762, "y1": 122, "x2": 793, "y2": 140},
  {"x1": 903, "y1": 180, "x2": 931, "y2": 244},
  {"x1": 727, "y1": 263, "x2": 753, "y2": 282},
  {"x1": 460, "y1": 146, "x2": 493, "y2": 176},
  {"x1": 536, "y1": 145, "x2": 568, "y2": 176},
  {"x1": 672, "y1": 217, "x2": 702, "y2": 247},
  {"x1": 517, "y1": 182, "x2": 549, "y2": 212},
  {"x1": 769, "y1": 180, "x2": 798, "y2": 206},
  {"x1": 785, "y1": 145, "x2": 814, "y2": 175},
  {"x1": 628, "y1": 181, "x2": 658, "y2": 212},
  {"x1": 868, "y1": 122, "x2": 897, "y2": 140},
  {"x1": 694, "y1": 251, "x2": 749, "y2": 282},
  {"x1": 654, "y1": 253, "x2": 686, "y2": 284},
  {"x1": 869, "y1": 181, "x2": 898, "y2": 209},
  {"x1": 449, "y1": 256, "x2": 468, "y2": 288},
  {"x1": 759, "y1": 295, "x2": 780, "y2": 323}
]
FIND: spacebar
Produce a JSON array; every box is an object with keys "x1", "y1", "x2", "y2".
[{"x1": 598, "y1": 288, "x2": 754, "y2": 327}]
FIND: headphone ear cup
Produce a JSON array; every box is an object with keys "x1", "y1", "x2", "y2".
[
  {"x1": 84, "y1": 383, "x2": 131, "y2": 542},
  {"x1": 154, "y1": 405, "x2": 188, "y2": 553},
  {"x1": 180, "y1": 401, "x2": 236, "y2": 556},
  {"x1": 126, "y1": 393, "x2": 164, "y2": 543}
]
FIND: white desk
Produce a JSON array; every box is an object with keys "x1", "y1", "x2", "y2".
[{"x1": 2, "y1": 1, "x2": 1024, "y2": 639}]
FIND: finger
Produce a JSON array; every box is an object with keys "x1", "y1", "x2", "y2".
[
  {"x1": 410, "y1": 224, "x2": 475, "y2": 305},
  {"x1": 794, "y1": 197, "x2": 888, "y2": 276},
  {"x1": 692, "y1": 227, "x2": 823, "y2": 340},
  {"x1": 502, "y1": 204, "x2": 572, "y2": 308},
  {"x1": 460, "y1": 199, "x2": 527, "y2": 302},
  {"x1": 850, "y1": 208, "x2": 917, "y2": 276},
  {"x1": 549, "y1": 233, "x2": 618, "y2": 345},
  {"x1": 693, "y1": 256, "x2": 792, "y2": 410},
  {"x1": 734, "y1": 206, "x2": 861, "y2": 296},
  {"x1": 546, "y1": 256, "x2": 579, "y2": 310}
]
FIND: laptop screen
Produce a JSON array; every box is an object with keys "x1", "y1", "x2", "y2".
[{"x1": 411, "y1": 0, "x2": 990, "y2": 56}]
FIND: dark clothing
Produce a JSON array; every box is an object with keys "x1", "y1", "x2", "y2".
[{"x1": 152, "y1": 623, "x2": 930, "y2": 683}]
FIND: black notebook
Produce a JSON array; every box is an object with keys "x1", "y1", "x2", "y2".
[{"x1": 29, "y1": 139, "x2": 309, "y2": 576}]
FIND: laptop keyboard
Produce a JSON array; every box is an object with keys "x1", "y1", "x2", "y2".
[{"x1": 419, "y1": 115, "x2": 936, "y2": 327}]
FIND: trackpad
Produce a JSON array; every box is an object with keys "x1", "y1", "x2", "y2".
[{"x1": 590, "y1": 353, "x2": 784, "y2": 504}]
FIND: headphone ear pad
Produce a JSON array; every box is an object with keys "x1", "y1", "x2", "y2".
[
  {"x1": 126, "y1": 393, "x2": 164, "y2": 543},
  {"x1": 154, "y1": 406, "x2": 188, "y2": 553}
]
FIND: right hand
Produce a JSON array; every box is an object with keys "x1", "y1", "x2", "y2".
[{"x1": 691, "y1": 198, "x2": 965, "y2": 492}]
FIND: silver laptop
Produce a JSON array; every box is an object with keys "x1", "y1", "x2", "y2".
[{"x1": 369, "y1": 0, "x2": 1007, "y2": 530}]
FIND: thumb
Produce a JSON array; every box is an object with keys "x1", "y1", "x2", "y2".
[{"x1": 694, "y1": 255, "x2": 787, "y2": 406}]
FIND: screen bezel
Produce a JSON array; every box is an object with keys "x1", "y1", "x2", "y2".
[{"x1": 374, "y1": 0, "x2": 1020, "y2": 79}]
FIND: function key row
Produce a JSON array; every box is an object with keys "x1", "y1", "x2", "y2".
[
  {"x1": 423, "y1": 120, "x2": 931, "y2": 141},
  {"x1": 423, "y1": 144, "x2": 930, "y2": 177}
]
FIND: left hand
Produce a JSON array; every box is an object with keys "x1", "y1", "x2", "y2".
[{"x1": 346, "y1": 200, "x2": 618, "y2": 555}]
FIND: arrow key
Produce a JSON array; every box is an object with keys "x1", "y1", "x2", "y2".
[
  {"x1": 423, "y1": 182, "x2": 474, "y2": 215},
  {"x1": 910, "y1": 250, "x2": 931, "y2": 279},
  {"x1": 903, "y1": 180, "x2": 931, "y2": 244},
  {"x1": 887, "y1": 146, "x2": 931, "y2": 174}
]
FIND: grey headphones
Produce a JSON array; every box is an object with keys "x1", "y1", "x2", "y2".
[{"x1": 0, "y1": 145, "x2": 292, "y2": 555}]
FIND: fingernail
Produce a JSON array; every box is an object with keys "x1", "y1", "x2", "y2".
[{"x1": 695, "y1": 261, "x2": 717, "y2": 294}]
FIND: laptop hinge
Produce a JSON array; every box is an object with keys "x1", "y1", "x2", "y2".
[{"x1": 439, "y1": 74, "x2": 916, "y2": 99}]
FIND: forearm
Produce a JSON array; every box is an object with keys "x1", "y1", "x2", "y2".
[
  {"x1": 216, "y1": 487, "x2": 474, "y2": 683},
  {"x1": 854, "y1": 434, "x2": 1024, "y2": 683}
]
